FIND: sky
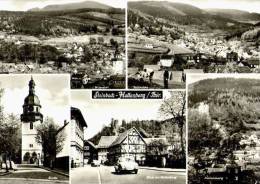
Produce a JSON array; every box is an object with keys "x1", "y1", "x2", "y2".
[
  {"x1": 71, "y1": 90, "x2": 172, "y2": 139},
  {"x1": 187, "y1": 73, "x2": 260, "y2": 85},
  {"x1": 0, "y1": 74, "x2": 71, "y2": 156},
  {"x1": 129, "y1": 0, "x2": 260, "y2": 13},
  {"x1": 0, "y1": 0, "x2": 126, "y2": 11}
]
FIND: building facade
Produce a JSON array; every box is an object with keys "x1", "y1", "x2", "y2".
[
  {"x1": 83, "y1": 140, "x2": 98, "y2": 164},
  {"x1": 108, "y1": 127, "x2": 146, "y2": 165},
  {"x1": 20, "y1": 77, "x2": 43, "y2": 164},
  {"x1": 71, "y1": 107, "x2": 87, "y2": 167},
  {"x1": 97, "y1": 136, "x2": 117, "y2": 164}
]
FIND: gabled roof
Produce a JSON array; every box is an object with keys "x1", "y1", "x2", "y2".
[
  {"x1": 71, "y1": 107, "x2": 87, "y2": 128},
  {"x1": 85, "y1": 140, "x2": 97, "y2": 149},
  {"x1": 110, "y1": 130, "x2": 129, "y2": 147},
  {"x1": 110, "y1": 127, "x2": 146, "y2": 147},
  {"x1": 97, "y1": 136, "x2": 117, "y2": 149},
  {"x1": 168, "y1": 45, "x2": 193, "y2": 55}
]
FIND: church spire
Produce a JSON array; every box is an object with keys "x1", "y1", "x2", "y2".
[
  {"x1": 21, "y1": 77, "x2": 43, "y2": 123},
  {"x1": 29, "y1": 76, "x2": 35, "y2": 95}
]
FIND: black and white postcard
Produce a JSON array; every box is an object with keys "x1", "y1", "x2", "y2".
[
  {"x1": 0, "y1": 74, "x2": 70, "y2": 184},
  {"x1": 70, "y1": 90, "x2": 186, "y2": 184},
  {"x1": 187, "y1": 73, "x2": 260, "y2": 183},
  {"x1": 0, "y1": 0, "x2": 126, "y2": 89},
  {"x1": 128, "y1": 0, "x2": 260, "y2": 89}
]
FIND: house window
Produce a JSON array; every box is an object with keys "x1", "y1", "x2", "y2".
[
  {"x1": 30, "y1": 122, "x2": 33, "y2": 129},
  {"x1": 29, "y1": 144, "x2": 33, "y2": 148}
]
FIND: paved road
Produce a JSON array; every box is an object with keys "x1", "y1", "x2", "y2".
[{"x1": 71, "y1": 165, "x2": 186, "y2": 184}]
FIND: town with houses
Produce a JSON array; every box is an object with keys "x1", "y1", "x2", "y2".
[
  {"x1": 70, "y1": 90, "x2": 186, "y2": 184},
  {"x1": 0, "y1": 32, "x2": 125, "y2": 88},
  {"x1": 127, "y1": 0, "x2": 260, "y2": 88},
  {"x1": 71, "y1": 107, "x2": 185, "y2": 168},
  {"x1": 2, "y1": 0, "x2": 260, "y2": 184},
  {"x1": 0, "y1": 0, "x2": 126, "y2": 89},
  {"x1": 188, "y1": 75, "x2": 260, "y2": 183}
]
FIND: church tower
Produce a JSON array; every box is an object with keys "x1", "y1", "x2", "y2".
[{"x1": 20, "y1": 77, "x2": 43, "y2": 164}]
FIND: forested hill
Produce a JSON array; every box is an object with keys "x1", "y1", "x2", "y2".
[
  {"x1": 128, "y1": 1, "x2": 251, "y2": 32},
  {"x1": 188, "y1": 77, "x2": 260, "y2": 107},
  {"x1": 89, "y1": 119, "x2": 179, "y2": 145},
  {"x1": 0, "y1": 8, "x2": 125, "y2": 36}
]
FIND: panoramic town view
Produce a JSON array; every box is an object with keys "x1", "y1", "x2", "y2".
[
  {"x1": 0, "y1": 0, "x2": 126, "y2": 89},
  {"x1": 70, "y1": 90, "x2": 186, "y2": 184},
  {"x1": 0, "y1": 74, "x2": 70, "y2": 184},
  {"x1": 128, "y1": 0, "x2": 260, "y2": 88},
  {"x1": 188, "y1": 74, "x2": 260, "y2": 183}
]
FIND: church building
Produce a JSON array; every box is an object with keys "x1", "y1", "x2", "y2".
[{"x1": 20, "y1": 77, "x2": 43, "y2": 164}]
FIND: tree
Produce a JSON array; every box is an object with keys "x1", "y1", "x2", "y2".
[
  {"x1": 188, "y1": 109, "x2": 222, "y2": 154},
  {"x1": 147, "y1": 139, "x2": 169, "y2": 156},
  {"x1": 82, "y1": 46, "x2": 92, "y2": 63},
  {"x1": 147, "y1": 139, "x2": 169, "y2": 167},
  {"x1": 159, "y1": 91, "x2": 186, "y2": 155},
  {"x1": 35, "y1": 117, "x2": 66, "y2": 168},
  {"x1": 0, "y1": 89, "x2": 21, "y2": 172}
]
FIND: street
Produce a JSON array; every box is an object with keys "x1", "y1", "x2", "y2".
[{"x1": 71, "y1": 165, "x2": 186, "y2": 184}]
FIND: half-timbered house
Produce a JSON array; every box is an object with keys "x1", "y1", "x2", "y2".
[{"x1": 108, "y1": 127, "x2": 146, "y2": 165}]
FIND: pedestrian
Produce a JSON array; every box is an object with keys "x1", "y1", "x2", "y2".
[
  {"x1": 163, "y1": 69, "x2": 169, "y2": 89},
  {"x1": 182, "y1": 71, "x2": 186, "y2": 83},
  {"x1": 71, "y1": 158, "x2": 74, "y2": 168},
  {"x1": 149, "y1": 71, "x2": 154, "y2": 84}
]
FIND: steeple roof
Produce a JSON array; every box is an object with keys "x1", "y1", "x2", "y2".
[
  {"x1": 21, "y1": 77, "x2": 43, "y2": 123},
  {"x1": 24, "y1": 77, "x2": 41, "y2": 107}
]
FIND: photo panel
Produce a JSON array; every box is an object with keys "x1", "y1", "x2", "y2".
[
  {"x1": 0, "y1": 0, "x2": 127, "y2": 89},
  {"x1": 127, "y1": 0, "x2": 260, "y2": 89},
  {"x1": 0, "y1": 74, "x2": 70, "y2": 183},
  {"x1": 70, "y1": 89, "x2": 186, "y2": 184},
  {"x1": 187, "y1": 73, "x2": 260, "y2": 184}
]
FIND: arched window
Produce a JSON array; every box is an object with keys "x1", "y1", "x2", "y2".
[{"x1": 30, "y1": 122, "x2": 33, "y2": 130}]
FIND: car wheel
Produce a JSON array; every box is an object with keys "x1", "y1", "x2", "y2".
[
  {"x1": 134, "y1": 169, "x2": 138, "y2": 174},
  {"x1": 118, "y1": 166, "x2": 122, "y2": 173}
]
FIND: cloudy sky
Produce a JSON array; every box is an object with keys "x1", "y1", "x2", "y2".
[
  {"x1": 71, "y1": 90, "x2": 172, "y2": 139},
  {"x1": 0, "y1": 0, "x2": 126, "y2": 11},
  {"x1": 187, "y1": 73, "x2": 260, "y2": 85},
  {"x1": 129, "y1": 0, "x2": 260, "y2": 13},
  {"x1": 0, "y1": 74, "x2": 70, "y2": 156}
]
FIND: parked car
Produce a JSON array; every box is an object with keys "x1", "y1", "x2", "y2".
[
  {"x1": 91, "y1": 160, "x2": 101, "y2": 167},
  {"x1": 114, "y1": 158, "x2": 138, "y2": 174}
]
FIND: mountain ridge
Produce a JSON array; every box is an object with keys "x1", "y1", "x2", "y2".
[{"x1": 28, "y1": 1, "x2": 112, "y2": 12}]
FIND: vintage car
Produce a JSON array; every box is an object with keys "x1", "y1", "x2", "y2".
[
  {"x1": 91, "y1": 160, "x2": 101, "y2": 167},
  {"x1": 114, "y1": 158, "x2": 138, "y2": 174}
]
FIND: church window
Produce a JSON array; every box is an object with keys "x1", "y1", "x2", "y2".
[
  {"x1": 30, "y1": 122, "x2": 33, "y2": 129},
  {"x1": 29, "y1": 144, "x2": 33, "y2": 148}
]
